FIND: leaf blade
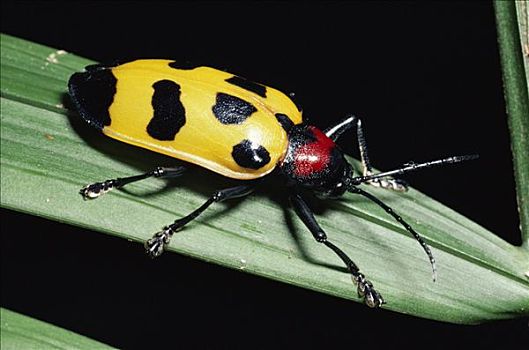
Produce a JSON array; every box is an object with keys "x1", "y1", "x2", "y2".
[
  {"x1": 494, "y1": 0, "x2": 529, "y2": 248},
  {"x1": 0, "y1": 308, "x2": 113, "y2": 350},
  {"x1": 1, "y1": 33, "x2": 528, "y2": 324}
]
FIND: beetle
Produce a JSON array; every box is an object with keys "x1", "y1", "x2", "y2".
[{"x1": 68, "y1": 60, "x2": 477, "y2": 308}]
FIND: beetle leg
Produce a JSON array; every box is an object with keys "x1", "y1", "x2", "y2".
[
  {"x1": 324, "y1": 114, "x2": 357, "y2": 141},
  {"x1": 324, "y1": 115, "x2": 407, "y2": 191},
  {"x1": 79, "y1": 166, "x2": 186, "y2": 199},
  {"x1": 145, "y1": 184, "x2": 255, "y2": 258},
  {"x1": 289, "y1": 193, "x2": 385, "y2": 308},
  {"x1": 355, "y1": 119, "x2": 408, "y2": 192}
]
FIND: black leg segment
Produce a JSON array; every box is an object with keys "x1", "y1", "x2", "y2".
[
  {"x1": 324, "y1": 114, "x2": 357, "y2": 142},
  {"x1": 80, "y1": 166, "x2": 187, "y2": 199},
  {"x1": 354, "y1": 118, "x2": 408, "y2": 191},
  {"x1": 145, "y1": 184, "x2": 255, "y2": 258},
  {"x1": 324, "y1": 115, "x2": 407, "y2": 192},
  {"x1": 289, "y1": 193, "x2": 385, "y2": 308}
]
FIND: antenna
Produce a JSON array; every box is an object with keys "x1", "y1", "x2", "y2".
[{"x1": 349, "y1": 154, "x2": 479, "y2": 185}]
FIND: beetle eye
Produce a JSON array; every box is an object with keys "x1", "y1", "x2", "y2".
[{"x1": 317, "y1": 181, "x2": 346, "y2": 199}]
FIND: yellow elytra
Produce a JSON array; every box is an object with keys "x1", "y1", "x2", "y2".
[{"x1": 69, "y1": 59, "x2": 302, "y2": 179}]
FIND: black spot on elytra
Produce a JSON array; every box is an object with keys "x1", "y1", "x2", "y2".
[
  {"x1": 147, "y1": 80, "x2": 186, "y2": 141},
  {"x1": 225, "y1": 75, "x2": 267, "y2": 98},
  {"x1": 68, "y1": 66, "x2": 116, "y2": 130},
  {"x1": 168, "y1": 61, "x2": 201, "y2": 70},
  {"x1": 232, "y1": 139, "x2": 271, "y2": 169},
  {"x1": 275, "y1": 113, "x2": 294, "y2": 133},
  {"x1": 212, "y1": 93, "x2": 257, "y2": 124}
]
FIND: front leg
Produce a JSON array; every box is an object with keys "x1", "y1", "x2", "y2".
[
  {"x1": 324, "y1": 115, "x2": 407, "y2": 192},
  {"x1": 355, "y1": 119, "x2": 408, "y2": 192},
  {"x1": 289, "y1": 192, "x2": 384, "y2": 308}
]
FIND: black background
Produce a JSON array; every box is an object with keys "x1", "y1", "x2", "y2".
[{"x1": 1, "y1": 1, "x2": 528, "y2": 348}]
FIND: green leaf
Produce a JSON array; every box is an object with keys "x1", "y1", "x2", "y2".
[
  {"x1": 494, "y1": 0, "x2": 529, "y2": 249},
  {"x1": 1, "y1": 308, "x2": 113, "y2": 349},
  {"x1": 1, "y1": 33, "x2": 528, "y2": 324}
]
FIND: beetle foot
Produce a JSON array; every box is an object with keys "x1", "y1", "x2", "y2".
[
  {"x1": 366, "y1": 174, "x2": 408, "y2": 192},
  {"x1": 80, "y1": 180, "x2": 117, "y2": 199},
  {"x1": 354, "y1": 273, "x2": 385, "y2": 308},
  {"x1": 145, "y1": 227, "x2": 173, "y2": 258}
]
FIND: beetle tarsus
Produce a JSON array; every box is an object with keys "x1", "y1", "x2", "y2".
[
  {"x1": 79, "y1": 180, "x2": 116, "y2": 200},
  {"x1": 367, "y1": 175, "x2": 408, "y2": 192},
  {"x1": 145, "y1": 227, "x2": 173, "y2": 258},
  {"x1": 355, "y1": 273, "x2": 385, "y2": 308}
]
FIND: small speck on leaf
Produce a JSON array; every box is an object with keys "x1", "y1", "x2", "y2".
[{"x1": 239, "y1": 258, "x2": 247, "y2": 270}]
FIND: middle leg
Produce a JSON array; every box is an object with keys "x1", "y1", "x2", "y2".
[{"x1": 145, "y1": 184, "x2": 256, "y2": 258}]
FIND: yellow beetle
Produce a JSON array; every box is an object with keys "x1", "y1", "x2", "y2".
[{"x1": 69, "y1": 60, "x2": 477, "y2": 308}]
